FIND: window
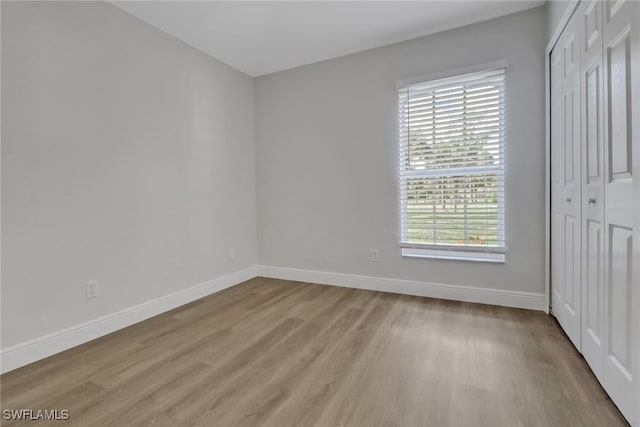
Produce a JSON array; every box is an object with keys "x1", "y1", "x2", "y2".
[{"x1": 398, "y1": 67, "x2": 506, "y2": 262}]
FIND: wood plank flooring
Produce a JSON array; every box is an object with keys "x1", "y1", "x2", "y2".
[{"x1": 0, "y1": 277, "x2": 628, "y2": 426}]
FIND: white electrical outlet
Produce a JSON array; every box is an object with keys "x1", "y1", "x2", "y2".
[
  {"x1": 86, "y1": 280, "x2": 98, "y2": 299},
  {"x1": 370, "y1": 249, "x2": 380, "y2": 263}
]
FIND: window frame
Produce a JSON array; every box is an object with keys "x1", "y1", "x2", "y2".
[{"x1": 396, "y1": 62, "x2": 508, "y2": 263}]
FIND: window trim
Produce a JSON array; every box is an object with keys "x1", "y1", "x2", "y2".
[
  {"x1": 397, "y1": 61, "x2": 508, "y2": 260},
  {"x1": 401, "y1": 248, "x2": 506, "y2": 263}
]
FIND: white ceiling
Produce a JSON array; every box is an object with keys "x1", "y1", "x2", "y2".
[{"x1": 112, "y1": 1, "x2": 545, "y2": 77}]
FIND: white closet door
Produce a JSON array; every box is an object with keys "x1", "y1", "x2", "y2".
[
  {"x1": 550, "y1": 46, "x2": 564, "y2": 320},
  {"x1": 579, "y1": 0, "x2": 606, "y2": 382},
  {"x1": 558, "y1": 14, "x2": 583, "y2": 349},
  {"x1": 601, "y1": 0, "x2": 639, "y2": 423},
  {"x1": 633, "y1": 1, "x2": 640, "y2": 420}
]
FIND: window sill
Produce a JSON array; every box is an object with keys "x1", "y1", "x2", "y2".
[{"x1": 401, "y1": 248, "x2": 505, "y2": 263}]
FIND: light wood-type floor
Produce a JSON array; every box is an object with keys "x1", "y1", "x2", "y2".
[{"x1": 0, "y1": 278, "x2": 628, "y2": 426}]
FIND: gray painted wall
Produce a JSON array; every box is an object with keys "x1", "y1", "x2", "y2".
[
  {"x1": 1, "y1": 1, "x2": 257, "y2": 348},
  {"x1": 2, "y1": 1, "x2": 550, "y2": 354},
  {"x1": 255, "y1": 7, "x2": 547, "y2": 294},
  {"x1": 546, "y1": 1, "x2": 575, "y2": 44}
]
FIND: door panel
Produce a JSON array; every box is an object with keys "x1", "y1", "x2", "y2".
[
  {"x1": 602, "y1": 0, "x2": 638, "y2": 422},
  {"x1": 608, "y1": 31, "x2": 632, "y2": 178},
  {"x1": 551, "y1": 12, "x2": 582, "y2": 350},
  {"x1": 585, "y1": 220, "x2": 602, "y2": 343},
  {"x1": 608, "y1": 225, "x2": 633, "y2": 374},
  {"x1": 564, "y1": 93, "x2": 576, "y2": 183},
  {"x1": 633, "y1": 0, "x2": 640, "y2": 419},
  {"x1": 586, "y1": 66, "x2": 600, "y2": 181},
  {"x1": 559, "y1": 16, "x2": 583, "y2": 349},
  {"x1": 562, "y1": 215, "x2": 576, "y2": 315},
  {"x1": 607, "y1": 0, "x2": 627, "y2": 22},
  {"x1": 584, "y1": 0, "x2": 602, "y2": 50},
  {"x1": 580, "y1": 0, "x2": 605, "y2": 381},
  {"x1": 551, "y1": 46, "x2": 564, "y2": 318},
  {"x1": 564, "y1": 215, "x2": 577, "y2": 313}
]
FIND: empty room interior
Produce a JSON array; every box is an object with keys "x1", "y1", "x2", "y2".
[{"x1": 1, "y1": 0, "x2": 639, "y2": 425}]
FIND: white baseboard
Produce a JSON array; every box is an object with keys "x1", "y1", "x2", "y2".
[
  {"x1": 0, "y1": 266, "x2": 257, "y2": 374},
  {"x1": 257, "y1": 265, "x2": 547, "y2": 312}
]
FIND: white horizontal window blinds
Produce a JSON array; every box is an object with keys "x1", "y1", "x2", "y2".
[{"x1": 398, "y1": 68, "x2": 506, "y2": 254}]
